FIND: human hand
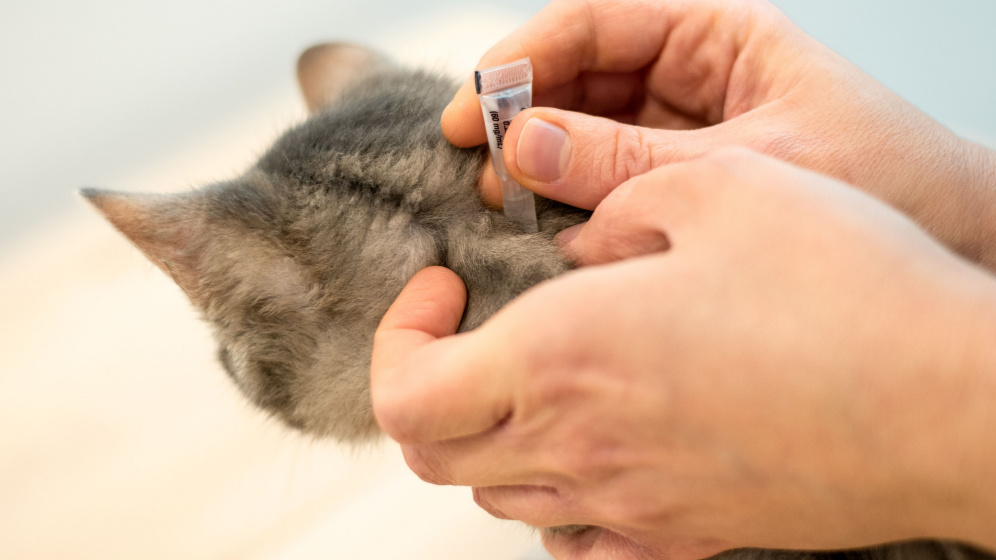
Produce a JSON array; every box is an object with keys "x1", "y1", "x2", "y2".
[
  {"x1": 443, "y1": 0, "x2": 996, "y2": 270},
  {"x1": 371, "y1": 150, "x2": 996, "y2": 559}
]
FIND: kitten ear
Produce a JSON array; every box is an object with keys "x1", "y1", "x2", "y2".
[
  {"x1": 81, "y1": 188, "x2": 209, "y2": 305},
  {"x1": 297, "y1": 43, "x2": 390, "y2": 112}
]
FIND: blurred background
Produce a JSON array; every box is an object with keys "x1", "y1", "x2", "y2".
[{"x1": 1, "y1": 1, "x2": 994, "y2": 559}]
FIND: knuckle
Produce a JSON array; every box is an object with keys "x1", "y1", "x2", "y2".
[
  {"x1": 747, "y1": 127, "x2": 808, "y2": 164},
  {"x1": 371, "y1": 396, "x2": 403, "y2": 437},
  {"x1": 371, "y1": 389, "x2": 420, "y2": 445},
  {"x1": 555, "y1": 437, "x2": 617, "y2": 483},
  {"x1": 517, "y1": 331, "x2": 573, "y2": 403},
  {"x1": 600, "y1": 174, "x2": 658, "y2": 226},
  {"x1": 584, "y1": 179, "x2": 670, "y2": 261},
  {"x1": 472, "y1": 487, "x2": 511, "y2": 520},
  {"x1": 602, "y1": 125, "x2": 655, "y2": 189},
  {"x1": 401, "y1": 445, "x2": 452, "y2": 485},
  {"x1": 703, "y1": 145, "x2": 761, "y2": 167},
  {"x1": 687, "y1": 146, "x2": 765, "y2": 189}
]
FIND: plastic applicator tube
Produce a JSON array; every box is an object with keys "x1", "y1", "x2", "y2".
[{"x1": 475, "y1": 58, "x2": 538, "y2": 233}]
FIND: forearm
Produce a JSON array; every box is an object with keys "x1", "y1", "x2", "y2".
[{"x1": 923, "y1": 136, "x2": 996, "y2": 274}]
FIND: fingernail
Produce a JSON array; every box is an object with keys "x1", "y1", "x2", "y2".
[
  {"x1": 556, "y1": 223, "x2": 583, "y2": 247},
  {"x1": 555, "y1": 224, "x2": 585, "y2": 264},
  {"x1": 516, "y1": 118, "x2": 571, "y2": 183}
]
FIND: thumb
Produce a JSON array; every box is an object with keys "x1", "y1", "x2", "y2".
[
  {"x1": 557, "y1": 151, "x2": 760, "y2": 266},
  {"x1": 371, "y1": 267, "x2": 513, "y2": 445},
  {"x1": 556, "y1": 168, "x2": 677, "y2": 267},
  {"x1": 495, "y1": 108, "x2": 719, "y2": 210}
]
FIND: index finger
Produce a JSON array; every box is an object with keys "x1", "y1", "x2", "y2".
[
  {"x1": 371, "y1": 266, "x2": 513, "y2": 445},
  {"x1": 442, "y1": 0, "x2": 671, "y2": 147}
]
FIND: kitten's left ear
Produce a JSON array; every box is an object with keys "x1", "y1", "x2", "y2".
[
  {"x1": 81, "y1": 188, "x2": 210, "y2": 306},
  {"x1": 297, "y1": 43, "x2": 390, "y2": 113}
]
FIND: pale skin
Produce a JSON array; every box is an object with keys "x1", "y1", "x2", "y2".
[{"x1": 369, "y1": 1, "x2": 996, "y2": 559}]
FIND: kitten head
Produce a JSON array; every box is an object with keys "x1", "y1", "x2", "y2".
[{"x1": 83, "y1": 44, "x2": 486, "y2": 441}]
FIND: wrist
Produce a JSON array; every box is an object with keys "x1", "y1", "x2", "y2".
[
  {"x1": 915, "y1": 268, "x2": 996, "y2": 550},
  {"x1": 857, "y1": 103, "x2": 996, "y2": 274},
  {"x1": 966, "y1": 142, "x2": 996, "y2": 272},
  {"x1": 949, "y1": 139, "x2": 996, "y2": 272}
]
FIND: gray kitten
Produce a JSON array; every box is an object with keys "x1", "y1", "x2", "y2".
[
  {"x1": 83, "y1": 44, "x2": 991, "y2": 560},
  {"x1": 84, "y1": 44, "x2": 586, "y2": 440}
]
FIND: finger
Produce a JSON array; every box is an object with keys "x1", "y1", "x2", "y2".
[
  {"x1": 476, "y1": 102, "x2": 696, "y2": 208},
  {"x1": 559, "y1": 151, "x2": 755, "y2": 266},
  {"x1": 501, "y1": 108, "x2": 721, "y2": 210},
  {"x1": 398, "y1": 429, "x2": 560, "y2": 488},
  {"x1": 556, "y1": 175, "x2": 670, "y2": 267},
  {"x1": 478, "y1": 97, "x2": 749, "y2": 208},
  {"x1": 441, "y1": 0, "x2": 671, "y2": 147},
  {"x1": 477, "y1": 156, "x2": 502, "y2": 209},
  {"x1": 371, "y1": 267, "x2": 514, "y2": 445},
  {"x1": 399, "y1": 440, "x2": 526, "y2": 487},
  {"x1": 473, "y1": 485, "x2": 591, "y2": 529},
  {"x1": 443, "y1": 70, "x2": 651, "y2": 149},
  {"x1": 374, "y1": 266, "x2": 466, "y2": 347},
  {"x1": 440, "y1": 76, "x2": 487, "y2": 148},
  {"x1": 542, "y1": 527, "x2": 690, "y2": 560},
  {"x1": 442, "y1": 0, "x2": 778, "y2": 147}
]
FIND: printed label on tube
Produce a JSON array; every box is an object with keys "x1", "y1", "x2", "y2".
[{"x1": 476, "y1": 58, "x2": 538, "y2": 233}]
